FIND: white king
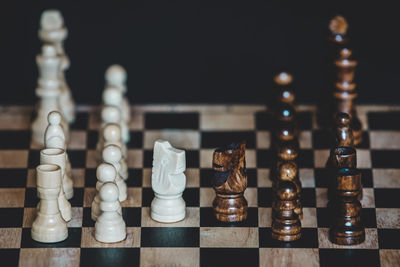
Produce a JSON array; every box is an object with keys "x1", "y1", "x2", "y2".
[{"x1": 151, "y1": 140, "x2": 186, "y2": 223}]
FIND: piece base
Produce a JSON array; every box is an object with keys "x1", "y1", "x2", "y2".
[
  {"x1": 271, "y1": 232, "x2": 301, "y2": 242},
  {"x1": 151, "y1": 211, "x2": 185, "y2": 223}
]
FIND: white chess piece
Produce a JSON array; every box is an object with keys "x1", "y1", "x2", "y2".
[
  {"x1": 105, "y1": 65, "x2": 130, "y2": 124},
  {"x1": 103, "y1": 124, "x2": 128, "y2": 180},
  {"x1": 103, "y1": 87, "x2": 130, "y2": 143},
  {"x1": 91, "y1": 163, "x2": 122, "y2": 221},
  {"x1": 95, "y1": 182, "x2": 126, "y2": 243},
  {"x1": 102, "y1": 145, "x2": 127, "y2": 202},
  {"x1": 31, "y1": 164, "x2": 68, "y2": 243},
  {"x1": 151, "y1": 140, "x2": 186, "y2": 223},
  {"x1": 39, "y1": 10, "x2": 75, "y2": 123},
  {"x1": 40, "y1": 148, "x2": 72, "y2": 222},
  {"x1": 32, "y1": 45, "x2": 69, "y2": 146},
  {"x1": 44, "y1": 111, "x2": 73, "y2": 197}
]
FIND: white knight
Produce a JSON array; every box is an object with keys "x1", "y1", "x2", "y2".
[{"x1": 151, "y1": 140, "x2": 186, "y2": 223}]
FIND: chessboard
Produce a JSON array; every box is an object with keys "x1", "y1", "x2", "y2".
[{"x1": 0, "y1": 104, "x2": 399, "y2": 267}]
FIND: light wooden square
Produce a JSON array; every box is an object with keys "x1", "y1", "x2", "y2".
[
  {"x1": 200, "y1": 227, "x2": 259, "y2": 248},
  {"x1": 140, "y1": 248, "x2": 199, "y2": 267},
  {"x1": 19, "y1": 248, "x2": 80, "y2": 267},
  {"x1": 0, "y1": 228, "x2": 22, "y2": 248},
  {"x1": 0, "y1": 188, "x2": 25, "y2": 207},
  {"x1": 256, "y1": 131, "x2": 271, "y2": 149},
  {"x1": 259, "y1": 248, "x2": 319, "y2": 267},
  {"x1": 0, "y1": 150, "x2": 28, "y2": 168},
  {"x1": 143, "y1": 130, "x2": 200, "y2": 149},
  {"x1": 127, "y1": 149, "x2": 143, "y2": 168}
]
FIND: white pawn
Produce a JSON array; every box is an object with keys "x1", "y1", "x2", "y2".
[
  {"x1": 31, "y1": 164, "x2": 68, "y2": 243},
  {"x1": 45, "y1": 111, "x2": 73, "y2": 199},
  {"x1": 39, "y1": 10, "x2": 75, "y2": 123},
  {"x1": 105, "y1": 65, "x2": 130, "y2": 124},
  {"x1": 40, "y1": 148, "x2": 72, "y2": 222},
  {"x1": 95, "y1": 182, "x2": 126, "y2": 243},
  {"x1": 103, "y1": 145, "x2": 127, "y2": 202},
  {"x1": 103, "y1": 124, "x2": 128, "y2": 180},
  {"x1": 151, "y1": 140, "x2": 186, "y2": 223},
  {"x1": 103, "y1": 87, "x2": 130, "y2": 143},
  {"x1": 91, "y1": 163, "x2": 121, "y2": 221}
]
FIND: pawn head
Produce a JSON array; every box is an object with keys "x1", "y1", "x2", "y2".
[
  {"x1": 276, "y1": 181, "x2": 297, "y2": 201},
  {"x1": 101, "y1": 106, "x2": 121, "y2": 124},
  {"x1": 279, "y1": 161, "x2": 298, "y2": 181},
  {"x1": 103, "y1": 144, "x2": 122, "y2": 164},
  {"x1": 329, "y1": 15, "x2": 348, "y2": 35},
  {"x1": 103, "y1": 87, "x2": 122, "y2": 106},
  {"x1": 48, "y1": 111, "x2": 62, "y2": 125},
  {"x1": 103, "y1": 124, "x2": 121, "y2": 143},
  {"x1": 278, "y1": 143, "x2": 298, "y2": 161},
  {"x1": 40, "y1": 10, "x2": 64, "y2": 31},
  {"x1": 42, "y1": 45, "x2": 57, "y2": 57},
  {"x1": 96, "y1": 163, "x2": 117, "y2": 183},
  {"x1": 99, "y1": 182, "x2": 119, "y2": 202},
  {"x1": 274, "y1": 72, "x2": 293, "y2": 86},
  {"x1": 105, "y1": 65, "x2": 127, "y2": 86},
  {"x1": 336, "y1": 112, "x2": 351, "y2": 127}
]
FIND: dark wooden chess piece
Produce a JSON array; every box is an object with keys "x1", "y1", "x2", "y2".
[
  {"x1": 333, "y1": 48, "x2": 362, "y2": 145},
  {"x1": 328, "y1": 15, "x2": 349, "y2": 47},
  {"x1": 330, "y1": 168, "x2": 365, "y2": 245},
  {"x1": 212, "y1": 141, "x2": 248, "y2": 222},
  {"x1": 271, "y1": 180, "x2": 302, "y2": 242},
  {"x1": 275, "y1": 161, "x2": 303, "y2": 219}
]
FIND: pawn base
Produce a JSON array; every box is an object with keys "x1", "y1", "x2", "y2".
[
  {"x1": 271, "y1": 232, "x2": 301, "y2": 242},
  {"x1": 213, "y1": 193, "x2": 248, "y2": 222},
  {"x1": 330, "y1": 227, "x2": 365, "y2": 245}
]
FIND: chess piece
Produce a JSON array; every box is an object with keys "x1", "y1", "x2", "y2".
[
  {"x1": 271, "y1": 180, "x2": 302, "y2": 242},
  {"x1": 32, "y1": 45, "x2": 69, "y2": 146},
  {"x1": 40, "y1": 148, "x2": 72, "y2": 221},
  {"x1": 105, "y1": 65, "x2": 130, "y2": 124},
  {"x1": 333, "y1": 48, "x2": 362, "y2": 145},
  {"x1": 328, "y1": 15, "x2": 349, "y2": 46},
  {"x1": 39, "y1": 10, "x2": 75, "y2": 123},
  {"x1": 95, "y1": 182, "x2": 126, "y2": 243},
  {"x1": 91, "y1": 163, "x2": 121, "y2": 221},
  {"x1": 276, "y1": 161, "x2": 303, "y2": 219},
  {"x1": 103, "y1": 87, "x2": 130, "y2": 143},
  {"x1": 102, "y1": 145, "x2": 127, "y2": 202},
  {"x1": 44, "y1": 111, "x2": 73, "y2": 197},
  {"x1": 31, "y1": 164, "x2": 68, "y2": 243},
  {"x1": 102, "y1": 123, "x2": 128, "y2": 180},
  {"x1": 334, "y1": 112, "x2": 354, "y2": 147},
  {"x1": 151, "y1": 140, "x2": 186, "y2": 223},
  {"x1": 330, "y1": 168, "x2": 365, "y2": 245},
  {"x1": 212, "y1": 141, "x2": 248, "y2": 222}
]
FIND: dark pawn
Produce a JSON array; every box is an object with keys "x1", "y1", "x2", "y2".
[
  {"x1": 335, "y1": 112, "x2": 354, "y2": 147},
  {"x1": 333, "y1": 48, "x2": 362, "y2": 145},
  {"x1": 330, "y1": 168, "x2": 365, "y2": 245},
  {"x1": 276, "y1": 161, "x2": 303, "y2": 219},
  {"x1": 270, "y1": 142, "x2": 299, "y2": 182},
  {"x1": 212, "y1": 141, "x2": 248, "y2": 222},
  {"x1": 272, "y1": 180, "x2": 302, "y2": 242}
]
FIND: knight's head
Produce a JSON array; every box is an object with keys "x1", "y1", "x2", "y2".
[
  {"x1": 213, "y1": 141, "x2": 246, "y2": 172},
  {"x1": 153, "y1": 140, "x2": 186, "y2": 174}
]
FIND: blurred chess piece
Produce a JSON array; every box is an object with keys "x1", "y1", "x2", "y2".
[
  {"x1": 39, "y1": 9, "x2": 75, "y2": 123},
  {"x1": 32, "y1": 45, "x2": 69, "y2": 146},
  {"x1": 31, "y1": 164, "x2": 68, "y2": 243},
  {"x1": 151, "y1": 140, "x2": 186, "y2": 223}
]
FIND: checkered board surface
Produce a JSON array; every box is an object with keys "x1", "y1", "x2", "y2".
[{"x1": 0, "y1": 105, "x2": 400, "y2": 267}]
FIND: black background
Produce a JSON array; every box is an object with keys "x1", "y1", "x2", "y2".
[{"x1": 0, "y1": 1, "x2": 399, "y2": 105}]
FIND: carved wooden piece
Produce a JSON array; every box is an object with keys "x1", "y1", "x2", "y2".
[
  {"x1": 330, "y1": 168, "x2": 365, "y2": 245},
  {"x1": 333, "y1": 49, "x2": 362, "y2": 145},
  {"x1": 271, "y1": 180, "x2": 302, "y2": 242},
  {"x1": 212, "y1": 142, "x2": 248, "y2": 222}
]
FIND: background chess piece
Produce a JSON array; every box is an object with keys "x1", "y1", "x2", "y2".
[
  {"x1": 102, "y1": 124, "x2": 128, "y2": 180},
  {"x1": 95, "y1": 182, "x2": 126, "y2": 243},
  {"x1": 39, "y1": 9, "x2": 75, "y2": 123},
  {"x1": 333, "y1": 48, "x2": 362, "y2": 145},
  {"x1": 32, "y1": 45, "x2": 69, "y2": 146},
  {"x1": 31, "y1": 164, "x2": 68, "y2": 243},
  {"x1": 271, "y1": 180, "x2": 302, "y2": 242},
  {"x1": 212, "y1": 141, "x2": 248, "y2": 222},
  {"x1": 105, "y1": 64, "x2": 130, "y2": 124},
  {"x1": 91, "y1": 163, "x2": 121, "y2": 221},
  {"x1": 151, "y1": 140, "x2": 186, "y2": 223},
  {"x1": 102, "y1": 145, "x2": 128, "y2": 202},
  {"x1": 44, "y1": 111, "x2": 73, "y2": 195},
  {"x1": 102, "y1": 87, "x2": 130, "y2": 144},
  {"x1": 40, "y1": 148, "x2": 72, "y2": 221},
  {"x1": 330, "y1": 168, "x2": 365, "y2": 245}
]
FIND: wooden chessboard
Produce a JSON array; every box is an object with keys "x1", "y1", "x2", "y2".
[{"x1": 0, "y1": 104, "x2": 399, "y2": 267}]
